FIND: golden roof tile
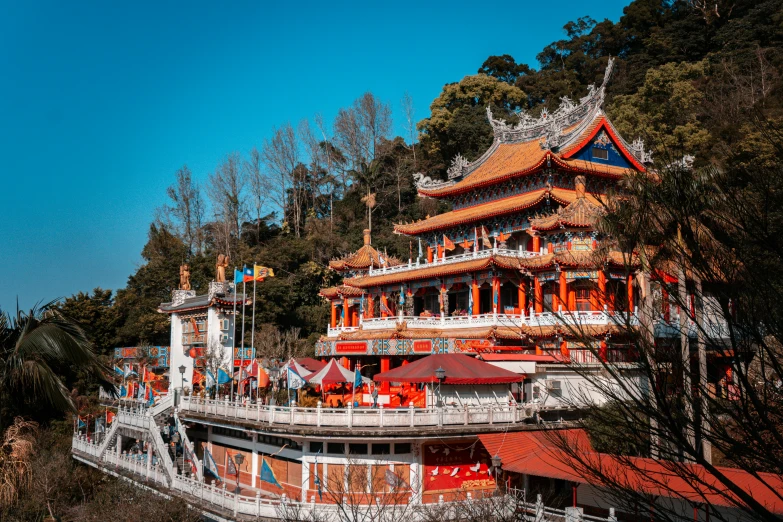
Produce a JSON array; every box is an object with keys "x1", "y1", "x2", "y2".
[{"x1": 395, "y1": 187, "x2": 580, "y2": 236}]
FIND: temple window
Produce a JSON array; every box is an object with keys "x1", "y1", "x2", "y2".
[
  {"x1": 575, "y1": 284, "x2": 593, "y2": 311},
  {"x1": 310, "y1": 441, "x2": 323, "y2": 453},
  {"x1": 592, "y1": 147, "x2": 608, "y2": 160},
  {"x1": 327, "y1": 442, "x2": 345, "y2": 455},
  {"x1": 500, "y1": 284, "x2": 518, "y2": 313},
  {"x1": 371, "y1": 443, "x2": 391, "y2": 455},
  {"x1": 394, "y1": 443, "x2": 411, "y2": 454}
]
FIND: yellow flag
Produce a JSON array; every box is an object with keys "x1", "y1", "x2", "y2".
[{"x1": 254, "y1": 265, "x2": 275, "y2": 280}]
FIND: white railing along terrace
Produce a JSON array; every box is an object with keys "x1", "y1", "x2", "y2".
[
  {"x1": 72, "y1": 434, "x2": 170, "y2": 486},
  {"x1": 328, "y1": 309, "x2": 639, "y2": 336},
  {"x1": 179, "y1": 396, "x2": 530, "y2": 429},
  {"x1": 367, "y1": 247, "x2": 539, "y2": 277}
]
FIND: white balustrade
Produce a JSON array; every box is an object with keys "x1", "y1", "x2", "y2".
[
  {"x1": 178, "y1": 396, "x2": 529, "y2": 429},
  {"x1": 367, "y1": 247, "x2": 539, "y2": 277}
]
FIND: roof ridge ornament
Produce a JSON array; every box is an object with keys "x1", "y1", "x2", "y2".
[
  {"x1": 412, "y1": 171, "x2": 456, "y2": 190},
  {"x1": 487, "y1": 57, "x2": 615, "y2": 146},
  {"x1": 630, "y1": 137, "x2": 654, "y2": 164},
  {"x1": 447, "y1": 153, "x2": 469, "y2": 180}
]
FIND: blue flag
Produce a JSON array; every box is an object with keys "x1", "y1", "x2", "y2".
[
  {"x1": 287, "y1": 367, "x2": 305, "y2": 390},
  {"x1": 113, "y1": 365, "x2": 124, "y2": 376},
  {"x1": 119, "y1": 384, "x2": 127, "y2": 397},
  {"x1": 203, "y1": 448, "x2": 220, "y2": 479},
  {"x1": 206, "y1": 371, "x2": 215, "y2": 388},
  {"x1": 77, "y1": 417, "x2": 86, "y2": 429},
  {"x1": 354, "y1": 365, "x2": 363, "y2": 389},
  {"x1": 259, "y1": 457, "x2": 281, "y2": 487},
  {"x1": 217, "y1": 368, "x2": 231, "y2": 385},
  {"x1": 234, "y1": 269, "x2": 244, "y2": 285}
]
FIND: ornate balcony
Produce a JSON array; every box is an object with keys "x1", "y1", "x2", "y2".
[
  {"x1": 366, "y1": 247, "x2": 539, "y2": 277},
  {"x1": 327, "y1": 309, "x2": 638, "y2": 337}
]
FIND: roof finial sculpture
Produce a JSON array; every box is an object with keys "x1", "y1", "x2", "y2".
[
  {"x1": 488, "y1": 57, "x2": 616, "y2": 146},
  {"x1": 447, "y1": 153, "x2": 469, "y2": 180}
]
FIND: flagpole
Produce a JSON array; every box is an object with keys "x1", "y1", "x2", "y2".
[
  {"x1": 238, "y1": 274, "x2": 247, "y2": 402},
  {"x1": 247, "y1": 265, "x2": 257, "y2": 400},
  {"x1": 229, "y1": 268, "x2": 238, "y2": 401}
]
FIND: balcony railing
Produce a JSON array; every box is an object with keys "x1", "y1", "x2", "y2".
[
  {"x1": 72, "y1": 434, "x2": 170, "y2": 486},
  {"x1": 179, "y1": 396, "x2": 531, "y2": 429},
  {"x1": 327, "y1": 309, "x2": 638, "y2": 337},
  {"x1": 367, "y1": 247, "x2": 539, "y2": 277}
]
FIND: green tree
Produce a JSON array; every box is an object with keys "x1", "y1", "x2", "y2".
[
  {"x1": 609, "y1": 60, "x2": 711, "y2": 156},
  {"x1": 57, "y1": 288, "x2": 118, "y2": 356},
  {"x1": 478, "y1": 54, "x2": 532, "y2": 84},
  {"x1": 0, "y1": 302, "x2": 111, "y2": 429},
  {"x1": 417, "y1": 74, "x2": 526, "y2": 168}
]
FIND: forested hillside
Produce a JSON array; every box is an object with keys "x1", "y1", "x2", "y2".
[{"x1": 60, "y1": 0, "x2": 783, "y2": 361}]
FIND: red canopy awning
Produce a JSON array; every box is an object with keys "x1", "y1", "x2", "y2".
[
  {"x1": 297, "y1": 357, "x2": 327, "y2": 373},
  {"x1": 372, "y1": 353, "x2": 524, "y2": 385}
]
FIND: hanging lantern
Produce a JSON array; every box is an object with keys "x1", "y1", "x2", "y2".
[{"x1": 189, "y1": 348, "x2": 198, "y2": 358}]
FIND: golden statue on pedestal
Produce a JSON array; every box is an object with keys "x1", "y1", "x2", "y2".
[
  {"x1": 216, "y1": 254, "x2": 230, "y2": 283},
  {"x1": 179, "y1": 264, "x2": 191, "y2": 290}
]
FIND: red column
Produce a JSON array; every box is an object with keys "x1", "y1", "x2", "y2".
[
  {"x1": 590, "y1": 283, "x2": 599, "y2": 311},
  {"x1": 547, "y1": 242, "x2": 553, "y2": 253},
  {"x1": 472, "y1": 279, "x2": 480, "y2": 317},
  {"x1": 627, "y1": 275, "x2": 634, "y2": 313},
  {"x1": 561, "y1": 339, "x2": 570, "y2": 359},
  {"x1": 568, "y1": 286, "x2": 576, "y2": 311},
  {"x1": 534, "y1": 278, "x2": 543, "y2": 314},
  {"x1": 351, "y1": 307, "x2": 358, "y2": 327},
  {"x1": 532, "y1": 236, "x2": 541, "y2": 253},
  {"x1": 598, "y1": 271, "x2": 606, "y2": 309},
  {"x1": 599, "y1": 340, "x2": 608, "y2": 362},
  {"x1": 381, "y1": 293, "x2": 389, "y2": 318},
  {"x1": 427, "y1": 246, "x2": 433, "y2": 264},
  {"x1": 366, "y1": 296, "x2": 374, "y2": 318},
  {"x1": 559, "y1": 271, "x2": 568, "y2": 312},
  {"x1": 341, "y1": 357, "x2": 350, "y2": 369},
  {"x1": 380, "y1": 356, "x2": 390, "y2": 393},
  {"x1": 437, "y1": 244, "x2": 444, "y2": 260},
  {"x1": 330, "y1": 302, "x2": 337, "y2": 328},
  {"x1": 553, "y1": 283, "x2": 561, "y2": 311},
  {"x1": 518, "y1": 282, "x2": 526, "y2": 314}
]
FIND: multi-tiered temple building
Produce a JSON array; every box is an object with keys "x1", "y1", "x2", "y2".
[{"x1": 318, "y1": 59, "x2": 649, "y2": 409}]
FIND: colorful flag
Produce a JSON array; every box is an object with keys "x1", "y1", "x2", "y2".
[
  {"x1": 481, "y1": 226, "x2": 492, "y2": 249},
  {"x1": 468, "y1": 286, "x2": 474, "y2": 316},
  {"x1": 459, "y1": 238, "x2": 473, "y2": 250},
  {"x1": 314, "y1": 451, "x2": 323, "y2": 500},
  {"x1": 380, "y1": 299, "x2": 393, "y2": 316},
  {"x1": 243, "y1": 266, "x2": 254, "y2": 283},
  {"x1": 253, "y1": 265, "x2": 275, "y2": 280},
  {"x1": 234, "y1": 269, "x2": 244, "y2": 285},
  {"x1": 443, "y1": 234, "x2": 456, "y2": 251},
  {"x1": 226, "y1": 453, "x2": 238, "y2": 476},
  {"x1": 137, "y1": 383, "x2": 146, "y2": 400},
  {"x1": 123, "y1": 364, "x2": 137, "y2": 378},
  {"x1": 216, "y1": 368, "x2": 231, "y2": 385},
  {"x1": 106, "y1": 410, "x2": 116, "y2": 424},
  {"x1": 259, "y1": 458, "x2": 281, "y2": 487},
  {"x1": 77, "y1": 417, "x2": 87, "y2": 429},
  {"x1": 398, "y1": 286, "x2": 405, "y2": 307},
  {"x1": 474, "y1": 227, "x2": 479, "y2": 253},
  {"x1": 183, "y1": 444, "x2": 199, "y2": 476},
  {"x1": 119, "y1": 384, "x2": 127, "y2": 397},
  {"x1": 287, "y1": 367, "x2": 306, "y2": 390},
  {"x1": 113, "y1": 365, "x2": 124, "y2": 376},
  {"x1": 353, "y1": 364, "x2": 363, "y2": 389},
  {"x1": 206, "y1": 371, "x2": 215, "y2": 388},
  {"x1": 203, "y1": 448, "x2": 220, "y2": 479}
]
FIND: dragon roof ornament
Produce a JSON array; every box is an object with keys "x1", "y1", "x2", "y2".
[{"x1": 487, "y1": 58, "x2": 615, "y2": 147}]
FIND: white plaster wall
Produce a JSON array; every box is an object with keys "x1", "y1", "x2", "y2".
[{"x1": 168, "y1": 313, "x2": 192, "y2": 393}]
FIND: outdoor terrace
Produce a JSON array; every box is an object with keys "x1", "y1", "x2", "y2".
[{"x1": 178, "y1": 396, "x2": 538, "y2": 436}]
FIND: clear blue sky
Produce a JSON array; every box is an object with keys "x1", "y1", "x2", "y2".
[{"x1": 0, "y1": 0, "x2": 630, "y2": 311}]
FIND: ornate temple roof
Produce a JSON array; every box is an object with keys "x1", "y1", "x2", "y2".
[
  {"x1": 341, "y1": 249, "x2": 637, "y2": 289},
  {"x1": 343, "y1": 255, "x2": 525, "y2": 288},
  {"x1": 318, "y1": 284, "x2": 364, "y2": 299},
  {"x1": 529, "y1": 176, "x2": 605, "y2": 231},
  {"x1": 394, "y1": 187, "x2": 600, "y2": 236},
  {"x1": 414, "y1": 59, "x2": 652, "y2": 199},
  {"x1": 328, "y1": 229, "x2": 402, "y2": 272}
]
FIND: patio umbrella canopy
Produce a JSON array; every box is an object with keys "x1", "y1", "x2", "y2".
[
  {"x1": 306, "y1": 359, "x2": 371, "y2": 386},
  {"x1": 286, "y1": 358, "x2": 314, "y2": 377},
  {"x1": 297, "y1": 357, "x2": 327, "y2": 373},
  {"x1": 372, "y1": 353, "x2": 524, "y2": 385}
]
